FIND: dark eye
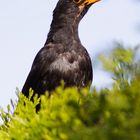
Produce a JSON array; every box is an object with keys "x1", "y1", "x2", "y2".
[{"x1": 73, "y1": 0, "x2": 81, "y2": 4}]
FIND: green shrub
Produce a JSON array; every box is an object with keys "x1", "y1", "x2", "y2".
[{"x1": 0, "y1": 45, "x2": 140, "y2": 140}]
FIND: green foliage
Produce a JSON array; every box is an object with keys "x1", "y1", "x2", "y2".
[
  {"x1": 99, "y1": 42, "x2": 140, "y2": 88},
  {"x1": 0, "y1": 45, "x2": 140, "y2": 140}
]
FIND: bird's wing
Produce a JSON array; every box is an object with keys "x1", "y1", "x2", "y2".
[{"x1": 22, "y1": 44, "x2": 58, "y2": 96}]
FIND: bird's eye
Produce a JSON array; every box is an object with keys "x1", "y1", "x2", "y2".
[{"x1": 73, "y1": 0, "x2": 82, "y2": 4}]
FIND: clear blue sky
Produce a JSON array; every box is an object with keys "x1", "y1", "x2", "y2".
[{"x1": 0, "y1": 0, "x2": 140, "y2": 110}]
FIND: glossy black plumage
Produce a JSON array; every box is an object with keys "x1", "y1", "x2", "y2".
[{"x1": 22, "y1": 0, "x2": 93, "y2": 97}]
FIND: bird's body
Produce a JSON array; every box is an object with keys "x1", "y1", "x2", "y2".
[{"x1": 22, "y1": 0, "x2": 100, "y2": 97}]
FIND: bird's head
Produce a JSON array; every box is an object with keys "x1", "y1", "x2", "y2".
[{"x1": 53, "y1": 0, "x2": 101, "y2": 19}]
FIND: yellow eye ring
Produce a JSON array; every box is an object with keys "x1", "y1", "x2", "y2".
[
  {"x1": 73, "y1": 0, "x2": 101, "y2": 6},
  {"x1": 73, "y1": 0, "x2": 83, "y2": 4}
]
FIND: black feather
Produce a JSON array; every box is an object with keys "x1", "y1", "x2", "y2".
[{"x1": 22, "y1": 0, "x2": 93, "y2": 98}]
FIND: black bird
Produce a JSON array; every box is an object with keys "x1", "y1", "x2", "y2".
[{"x1": 22, "y1": 0, "x2": 100, "y2": 97}]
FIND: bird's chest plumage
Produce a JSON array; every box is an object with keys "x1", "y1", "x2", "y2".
[
  {"x1": 50, "y1": 51, "x2": 80, "y2": 73},
  {"x1": 35, "y1": 46, "x2": 91, "y2": 91}
]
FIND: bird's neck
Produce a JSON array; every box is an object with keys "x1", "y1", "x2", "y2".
[{"x1": 45, "y1": 10, "x2": 81, "y2": 46}]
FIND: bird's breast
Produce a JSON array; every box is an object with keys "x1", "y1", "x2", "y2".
[{"x1": 49, "y1": 55, "x2": 79, "y2": 73}]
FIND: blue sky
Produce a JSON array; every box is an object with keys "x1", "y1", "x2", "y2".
[{"x1": 0, "y1": 0, "x2": 140, "y2": 110}]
